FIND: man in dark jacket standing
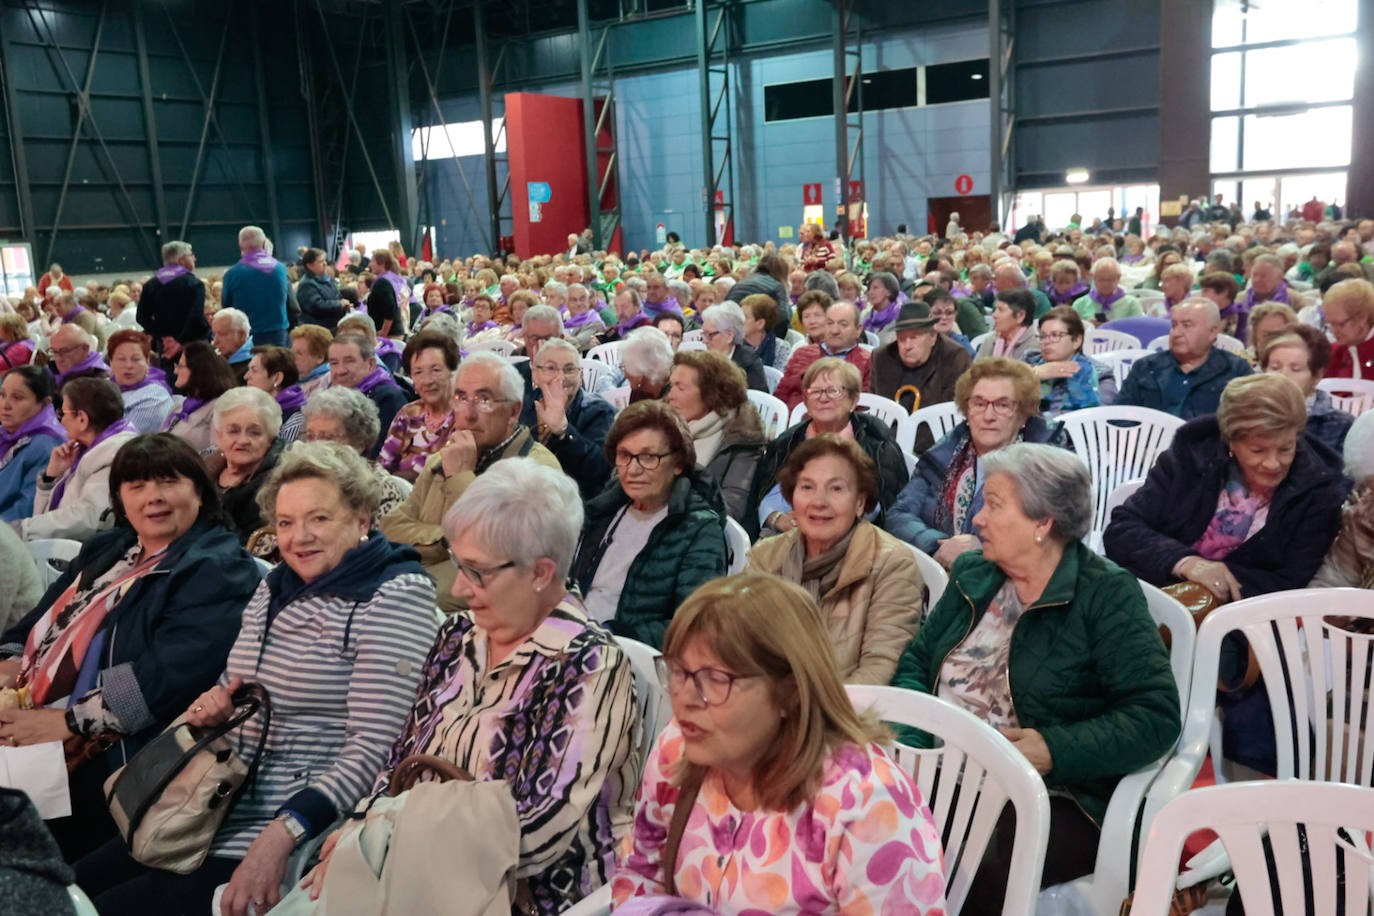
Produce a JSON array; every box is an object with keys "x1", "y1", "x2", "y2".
[
  {"x1": 296, "y1": 247, "x2": 346, "y2": 331},
  {"x1": 871, "y1": 302, "x2": 971, "y2": 450},
  {"x1": 1116, "y1": 299, "x2": 1251, "y2": 419},
  {"x1": 137, "y1": 240, "x2": 208, "y2": 363}
]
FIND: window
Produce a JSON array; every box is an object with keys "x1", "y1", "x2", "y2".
[
  {"x1": 924, "y1": 59, "x2": 990, "y2": 105},
  {"x1": 763, "y1": 68, "x2": 918, "y2": 122},
  {"x1": 1212, "y1": 0, "x2": 1356, "y2": 48},
  {"x1": 412, "y1": 119, "x2": 506, "y2": 161}
]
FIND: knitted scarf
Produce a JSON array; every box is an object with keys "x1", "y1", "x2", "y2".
[{"x1": 780, "y1": 521, "x2": 857, "y2": 602}]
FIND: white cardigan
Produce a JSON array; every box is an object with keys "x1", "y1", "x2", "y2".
[{"x1": 23, "y1": 429, "x2": 139, "y2": 541}]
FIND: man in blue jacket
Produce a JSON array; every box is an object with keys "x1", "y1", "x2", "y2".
[
  {"x1": 1116, "y1": 298, "x2": 1251, "y2": 419},
  {"x1": 222, "y1": 225, "x2": 289, "y2": 347}
]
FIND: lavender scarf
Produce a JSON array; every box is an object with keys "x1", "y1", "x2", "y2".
[
  {"x1": 863, "y1": 299, "x2": 901, "y2": 332},
  {"x1": 374, "y1": 337, "x2": 402, "y2": 361},
  {"x1": 165, "y1": 396, "x2": 208, "y2": 428},
  {"x1": 564, "y1": 309, "x2": 599, "y2": 330},
  {"x1": 0, "y1": 405, "x2": 65, "y2": 465},
  {"x1": 155, "y1": 264, "x2": 190, "y2": 284},
  {"x1": 356, "y1": 365, "x2": 399, "y2": 394},
  {"x1": 377, "y1": 272, "x2": 409, "y2": 313},
  {"x1": 118, "y1": 365, "x2": 172, "y2": 394},
  {"x1": 616, "y1": 312, "x2": 652, "y2": 336},
  {"x1": 643, "y1": 296, "x2": 682, "y2": 318},
  {"x1": 237, "y1": 250, "x2": 279, "y2": 274},
  {"x1": 1229, "y1": 281, "x2": 1290, "y2": 341},
  {"x1": 276, "y1": 385, "x2": 307, "y2": 413},
  {"x1": 50, "y1": 419, "x2": 135, "y2": 508},
  {"x1": 61, "y1": 305, "x2": 88, "y2": 325},
  {"x1": 1050, "y1": 281, "x2": 1090, "y2": 306},
  {"x1": 466, "y1": 319, "x2": 498, "y2": 338},
  {"x1": 53, "y1": 352, "x2": 109, "y2": 389},
  {"x1": 1088, "y1": 287, "x2": 1127, "y2": 315}
]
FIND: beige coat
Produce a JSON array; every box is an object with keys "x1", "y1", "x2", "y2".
[
  {"x1": 379, "y1": 426, "x2": 561, "y2": 611},
  {"x1": 745, "y1": 521, "x2": 923, "y2": 684}
]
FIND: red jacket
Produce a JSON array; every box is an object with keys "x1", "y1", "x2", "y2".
[
  {"x1": 774, "y1": 343, "x2": 873, "y2": 409},
  {"x1": 37, "y1": 273, "x2": 73, "y2": 295},
  {"x1": 801, "y1": 240, "x2": 836, "y2": 272},
  {"x1": 1326, "y1": 332, "x2": 1374, "y2": 380}
]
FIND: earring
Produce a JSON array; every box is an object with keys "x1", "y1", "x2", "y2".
[{"x1": 1035, "y1": 535, "x2": 1043, "y2": 544}]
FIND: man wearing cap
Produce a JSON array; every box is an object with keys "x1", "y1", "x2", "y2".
[{"x1": 871, "y1": 301, "x2": 971, "y2": 452}]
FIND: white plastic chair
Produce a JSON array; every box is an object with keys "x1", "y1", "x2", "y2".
[
  {"x1": 1317, "y1": 376, "x2": 1374, "y2": 417},
  {"x1": 971, "y1": 331, "x2": 993, "y2": 352},
  {"x1": 682, "y1": 328, "x2": 704, "y2": 345},
  {"x1": 465, "y1": 338, "x2": 516, "y2": 357},
  {"x1": 864, "y1": 329, "x2": 881, "y2": 348},
  {"x1": 1215, "y1": 333, "x2": 1245, "y2": 355},
  {"x1": 67, "y1": 885, "x2": 98, "y2": 916},
  {"x1": 601, "y1": 386, "x2": 632, "y2": 411},
  {"x1": 586, "y1": 341, "x2": 624, "y2": 368},
  {"x1": 762, "y1": 364, "x2": 782, "y2": 394},
  {"x1": 857, "y1": 392, "x2": 916, "y2": 452},
  {"x1": 902, "y1": 541, "x2": 948, "y2": 623},
  {"x1": 1132, "y1": 782, "x2": 1374, "y2": 916},
  {"x1": 745, "y1": 389, "x2": 788, "y2": 439},
  {"x1": 785, "y1": 328, "x2": 805, "y2": 347},
  {"x1": 580, "y1": 357, "x2": 615, "y2": 394},
  {"x1": 845, "y1": 685, "x2": 1050, "y2": 916},
  {"x1": 677, "y1": 339, "x2": 707, "y2": 351},
  {"x1": 724, "y1": 517, "x2": 750, "y2": 575},
  {"x1": 1087, "y1": 477, "x2": 1144, "y2": 555},
  {"x1": 252, "y1": 557, "x2": 273, "y2": 576},
  {"x1": 1058, "y1": 406, "x2": 1183, "y2": 553},
  {"x1": 28, "y1": 538, "x2": 82, "y2": 587},
  {"x1": 1104, "y1": 347, "x2": 1153, "y2": 383},
  {"x1": 614, "y1": 636, "x2": 675, "y2": 768},
  {"x1": 1086, "y1": 328, "x2": 1142, "y2": 355},
  {"x1": 909, "y1": 401, "x2": 964, "y2": 450}
]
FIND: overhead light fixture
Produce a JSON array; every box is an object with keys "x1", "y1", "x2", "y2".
[
  {"x1": 971, "y1": 73, "x2": 984, "y2": 80},
  {"x1": 1066, "y1": 168, "x2": 1090, "y2": 185}
]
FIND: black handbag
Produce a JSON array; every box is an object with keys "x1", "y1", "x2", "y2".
[{"x1": 104, "y1": 682, "x2": 272, "y2": 874}]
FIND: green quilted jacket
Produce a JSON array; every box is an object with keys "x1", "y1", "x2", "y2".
[
  {"x1": 572, "y1": 474, "x2": 729, "y2": 649},
  {"x1": 891, "y1": 541, "x2": 1180, "y2": 824}
]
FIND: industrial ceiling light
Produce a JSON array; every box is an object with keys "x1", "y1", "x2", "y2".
[
  {"x1": 971, "y1": 73, "x2": 984, "y2": 80},
  {"x1": 1065, "y1": 168, "x2": 1090, "y2": 185}
]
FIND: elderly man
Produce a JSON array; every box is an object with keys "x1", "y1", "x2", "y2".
[
  {"x1": 137, "y1": 240, "x2": 207, "y2": 361},
  {"x1": 993, "y1": 261, "x2": 1053, "y2": 319},
  {"x1": 1072, "y1": 257, "x2": 1142, "y2": 324},
  {"x1": 328, "y1": 332, "x2": 408, "y2": 455},
  {"x1": 641, "y1": 271, "x2": 682, "y2": 318},
  {"x1": 773, "y1": 301, "x2": 872, "y2": 409},
  {"x1": 497, "y1": 273, "x2": 521, "y2": 304},
  {"x1": 210, "y1": 308, "x2": 254, "y2": 383},
  {"x1": 871, "y1": 301, "x2": 971, "y2": 448},
  {"x1": 513, "y1": 303, "x2": 566, "y2": 413},
  {"x1": 344, "y1": 248, "x2": 364, "y2": 276},
  {"x1": 380, "y1": 352, "x2": 561, "y2": 612},
  {"x1": 1231, "y1": 254, "x2": 1291, "y2": 340},
  {"x1": 521, "y1": 338, "x2": 615, "y2": 499},
  {"x1": 592, "y1": 288, "x2": 653, "y2": 346},
  {"x1": 1116, "y1": 298, "x2": 1251, "y2": 418},
  {"x1": 701, "y1": 301, "x2": 767, "y2": 391},
  {"x1": 222, "y1": 225, "x2": 288, "y2": 346},
  {"x1": 47, "y1": 292, "x2": 101, "y2": 340},
  {"x1": 1319, "y1": 241, "x2": 1374, "y2": 285},
  {"x1": 49, "y1": 325, "x2": 109, "y2": 390}
]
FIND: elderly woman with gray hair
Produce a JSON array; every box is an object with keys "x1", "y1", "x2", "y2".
[
  {"x1": 205, "y1": 386, "x2": 284, "y2": 543},
  {"x1": 701, "y1": 300, "x2": 767, "y2": 391},
  {"x1": 300, "y1": 459, "x2": 637, "y2": 915},
  {"x1": 894, "y1": 442, "x2": 1180, "y2": 910},
  {"x1": 862, "y1": 271, "x2": 904, "y2": 343},
  {"x1": 614, "y1": 325, "x2": 674, "y2": 402}
]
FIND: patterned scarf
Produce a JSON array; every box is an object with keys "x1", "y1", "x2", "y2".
[
  {"x1": 50, "y1": 418, "x2": 135, "y2": 508},
  {"x1": 237, "y1": 250, "x2": 279, "y2": 274},
  {"x1": 1192, "y1": 466, "x2": 1271, "y2": 560},
  {"x1": 155, "y1": 264, "x2": 189, "y2": 284},
  {"x1": 0, "y1": 405, "x2": 65, "y2": 465},
  {"x1": 936, "y1": 436, "x2": 980, "y2": 533}
]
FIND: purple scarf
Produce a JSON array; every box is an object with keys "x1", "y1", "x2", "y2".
[
  {"x1": 564, "y1": 309, "x2": 599, "y2": 330},
  {"x1": 237, "y1": 250, "x2": 279, "y2": 274},
  {"x1": 61, "y1": 305, "x2": 88, "y2": 325},
  {"x1": 50, "y1": 418, "x2": 135, "y2": 509},
  {"x1": 118, "y1": 365, "x2": 171, "y2": 394},
  {"x1": 374, "y1": 337, "x2": 402, "y2": 361},
  {"x1": 276, "y1": 385, "x2": 307, "y2": 413},
  {"x1": 466, "y1": 319, "x2": 498, "y2": 338},
  {"x1": 643, "y1": 297, "x2": 682, "y2": 319},
  {"x1": 1050, "y1": 281, "x2": 1090, "y2": 306},
  {"x1": 165, "y1": 396, "x2": 208, "y2": 428},
  {"x1": 156, "y1": 264, "x2": 190, "y2": 284},
  {"x1": 377, "y1": 272, "x2": 409, "y2": 313},
  {"x1": 1089, "y1": 286, "x2": 1127, "y2": 315},
  {"x1": 1228, "y1": 281, "x2": 1289, "y2": 341},
  {"x1": 616, "y1": 312, "x2": 652, "y2": 336},
  {"x1": 0, "y1": 405, "x2": 66, "y2": 464},
  {"x1": 356, "y1": 365, "x2": 399, "y2": 394},
  {"x1": 53, "y1": 352, "x2": 109, "y2": 389},
  {"x1": 863, "y1": 299, "x2": 901, "y2": 332},
  {"x1": 418, "y1": 304, "x2": 453, "y2": 323},
  {"x1": 1120, "y1": 253, "x2": 1145, "y2": 264}
]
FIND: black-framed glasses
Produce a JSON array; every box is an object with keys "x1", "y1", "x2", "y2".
[
  {"x1": 614, "y1": 449, "x2": 671, "y2": 470},
  {"x1": 805, "y1": 386, "x2": 847, "y2": 402},
  {"x1": 655, "y1": 656, "x2": 756, "y2": 706},
  {"x1": 449, "y1": 556, "x2": 516, "y2": 589}
]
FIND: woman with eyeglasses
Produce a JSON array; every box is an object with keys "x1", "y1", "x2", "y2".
[
  {"x1": 611, "y1": 573, "x2": 946, "y2": 913},
  {"x1": 887, "y1": 359, "x2": 1070, "y2": 568},
  {"x1": 76, "y1": 441, "x2": 437, "y2": 916},
  {"x1": 571, "y1": 401, "x2": 728, "y2": 649},
  {"x1": 297, "y1": 459, "x2": 637, "y2": 915},
  {"x1": 377, "y1": 331, "x2": 459, "y2": 483},
  {"x1": 927, "y1": 289, "x2": 974, "y2": 355},
  {"x1": 1025, "y1": 306, "x2": 1117, "y2": 418}
]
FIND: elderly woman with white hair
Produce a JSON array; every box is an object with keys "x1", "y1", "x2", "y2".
[
  {"x1": 205, "y1": 386, "x2": 284, "y2": 543},
  {"x1": 895, "y1": 442, "x2": 1180, "y2": 909},
  {"x1": 1071, "y1": 257, "x2": 1143, "y2": 324},
  {"x1": 299, "y1": 459, "x2": 637, "y2": 915},
  {"x1": 563, "y1": 282, "x2": 606, "y2": 350},
  {"x1": 1311, "y1": 410, "x2": 1374, "y2": 589},
  {"x1": 701, "y1": 300, "x2": 767, "y2": 391},
  {"x1": 614, "y1": 325, "x2": 674, "y2": 402}
]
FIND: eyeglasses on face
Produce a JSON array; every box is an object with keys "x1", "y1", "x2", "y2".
[
  {"x1": 968, "y1": 396, "x2": 1017, "y2": 416},
  {"x1": 535, "y1": 363, "x2": 581, "y2": 377},
  {"x1": 614, "y1": 449, "x2": 671, "y2": 470},
  {"x1": 655, "y1": 656, "x2": 755, "y2": 706},
  {"x1": 805, "y1": 386, "x2": 848, "y2": 402},
  {"x1": 448, "y1": 555, "x2": 516, "y2": 589},
  {"x1": 453, "y1": 392, "x2": 507, "y2": 413},
  {"x1": 1038, "y1": 331, "x2": 1075, "y2": 343}
]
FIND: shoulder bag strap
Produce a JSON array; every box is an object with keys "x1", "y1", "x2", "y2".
[{"x1": 662, "y1": 768, "x2": 704, "y2": 897}]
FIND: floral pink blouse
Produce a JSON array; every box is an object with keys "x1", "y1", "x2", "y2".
[{"x1": 611, "y1": 721, "x2": 946, "y2": 915}]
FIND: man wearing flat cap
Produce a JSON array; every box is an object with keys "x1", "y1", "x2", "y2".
[{"x1": 871, "y1": 300, "x2": 972, "y2": 452}]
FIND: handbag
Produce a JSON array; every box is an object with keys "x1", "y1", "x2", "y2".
[
  {"x1": 388, "y1": 754, "x2": 537, "y2": 916},
  {"x1": 1162, "y1": 581, "x2": 1259, "y2": 691},
  {"x1": 104, "y1": 682, "x2": 272, "y2": 875}
]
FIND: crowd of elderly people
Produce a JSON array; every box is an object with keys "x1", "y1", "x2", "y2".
[{"x1": 0, "y1": 207, "x2": 1370, "y2": 914}]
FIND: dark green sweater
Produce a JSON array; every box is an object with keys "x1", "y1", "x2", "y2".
[{"x1": 892, "y1": 541, "x2": 1180, "y2": 823}]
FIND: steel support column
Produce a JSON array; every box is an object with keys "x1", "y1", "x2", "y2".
[
  {"x1": 384, "y1": 0, "x2": 419, "y2": 253},
  {"x1": 832, "y1": 0, "x2": 861, "y2": 244},
  {"x1": 578, "y1": 0, "x2": 621, "y2": 251},
  {"x1": 132, "y1": 1, "x2": 168, "y2": 245},
  {"x1": 696, "y1": 0, "x2": 733, "y2": 247},
  {"x1": 0, "y1": 16, "x2": 35, "y2": 242},
  {"x1": 988, "y1": 0, "x2": 1014, "y2": 228},
  {"x1": 249, "y1": 2, "x2": 282, "y2": 247},
  {"x1": 475, "y1": 0, "x2": 506, "y2": 255},
  {"x1": 295, "y1": 1, "x2": 330, "y2": 247}
]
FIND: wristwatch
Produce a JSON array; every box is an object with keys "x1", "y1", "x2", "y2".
[{"x1": 274, "y1": 812, "x2": 307, "y2": 847}]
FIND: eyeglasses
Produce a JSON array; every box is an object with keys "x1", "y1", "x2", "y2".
[
  {"x1": 614, "y1": 449, "x2": 671, "y2": 470},
  {"x1": 304, "y1": 430, "x2": 349, "y2": 443},
  {"x1": 51, "y1": 344, "x2": 86, "y2": 359},
  {"x1": 805, "y1": 386, "x2": 848, "y2": 402},
  {"x1": 449, "y1": 556, "x2": 516, "y2": 589},
  {"x1": 535, "y1": 363, "x2": 581, "y2": 377},
  {"x1": 701, "y1": 329, "x2": 728, "y2": 341},
  {"x1": 453, "y1": 392, "x2": 507, "y2": 413},
  {"x1": 655, "y1": 657, "x2": 756, "y2": 706},
  {"x1": 1039, "y1": 331, "x2": 1075, "y2": 343},
  {"x1": 968, "y1": 396, "x2": 1018, "y2": 416}
]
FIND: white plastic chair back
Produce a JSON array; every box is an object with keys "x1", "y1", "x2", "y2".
[
  {"x1": 1133, "y1": 782, "x2": 1374, "y2": 916},
  {"x1": 580, "y1": 357, "x2": 615, "y2": 394},
  {"x1": 845, "y1": 685, "x2": 1050, "y2": 916},
  {"x1": 785, "y1": 328, "x2": 805, "y2": 347},
  {"x1": 788, "y1": 400, "x2": 808, "y2": 426},
  {"x1": 746, "y1": 389, "x2": 788, "y2": 439},
  {"x1": 857, "y1": 392, "x2": 916, "y2": 452},
  {"x1": 909, "y1": 401, "x2": 964, "y2": 450},
  {"x1": 1105, "y1": 347, "x2": 1153, "y2": 382},
  {"x1": 1088, "y1": 477, "x2": 1144, "y2": 554},
  {"x1": 615, "y1": 637, "x2": 675, "y2": 768},
  {"x1": 558, "y1": 884, "x2": 612, "y2": 916},
  {"x1": 1145, "y1": 334, "x2": 1169, "y2": 352},
  {"x1": 724, "y1": 517, "x2": 750, "y2": 575},
  {"x1": 1086, "y1": 329, "x2": 1142, "y2": 355},
  {"x1": 1215, "y1": 333, "x2": 1245, "y2": 355},
  {"x1": 253, "y1": 557, "x2": 273, "y2": 577},
  {"x1": 677, "y1": 339, "x2": 707, "y2": 352},
  {"x1": 682, "y1": 328, "x2": 704, "y2": 345},
  {"x1": 970, "y1": 331, "x2": 992, "y2": 352},
  {"x1": 67, "y1": 885, "x2": 99, "y2": 916},
  {"x1": 1317, "y1": 376, "x2": 1374, "y2": 417},
  {"x1": 1058, "y1": 406, "x2": 1183, "y2": 551},
  {"x1": 586, "y1": 341, "x2": 624, "y2": 368},
  {"x1": 28, "y1": 538, "x2": 82, "y2": 587},
  {"x1": 601, "y1": 386, "x2": 632, "y2": 411},
  {"x1": 762, "y1": 364, "x2": 782, "y2": 393},
  {"x1": 465, "y1": 338, "x2": 516, "y2": 357},
  {"x1": 1133, "y1": 288, "x2": 1166, "y2": 306},
  {"x1": 902, "y1": 541, "x2": 948, "y2": 623},
  {"x1": 505, "y1": 354, "x2": 528, "y2": 365},
  {"x1": 864, "y1": 329, "x2": 880, "y2": 348}
]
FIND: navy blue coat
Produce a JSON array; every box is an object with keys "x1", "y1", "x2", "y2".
[
  {"x1": 2, "y1": 520, "x2": 260, "y2": 769},
  {"x1": 1115, "y1": 347, "x2": 1252, "y2": 419},
  {"x1": 520, "y1": 386, "x2": 617, "y2": 500}
]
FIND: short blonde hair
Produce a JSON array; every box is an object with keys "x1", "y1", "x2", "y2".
[
  {"x1": 1325, "y1": 278, "x2": 1374, "y2": 325},
  {"x1": 256, "y1": 440, "x2": 381, "y2": 521},
  {"x1": 662, "y1": 574, "x2": 887, "y2": 812},
  {"x1": 1050, "y1": 261, "x2": 1080, "y2": 281},
  {"x1": 0, "y1": 313, "x2": 27, "y2": 343},
  {"x1": 801, "y1": 356, "x2": 861, "y2": 398},
  {"x1": 1247, "y1": 301, "x2": 1298, "y2": 335},
  {"x1": 1161, "y1": 263, "x2": 1195, "y2": 283},
  {"x1": 291, "y1": 324, "x2": 333, "y2": 360},
  {"x1": 211, "y1": 386, "x2": 282, "y2": 438},
  {"x1": 1217, "y1": 373, "x2": 1307, "y2": 444},
  {"x1": 954, "y1": 358, "x2": 1040, "y2": 419}
]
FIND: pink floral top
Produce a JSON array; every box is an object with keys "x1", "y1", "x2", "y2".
[{"x1": 611, "y1": 721, "x2": 946, "y2": 915}]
